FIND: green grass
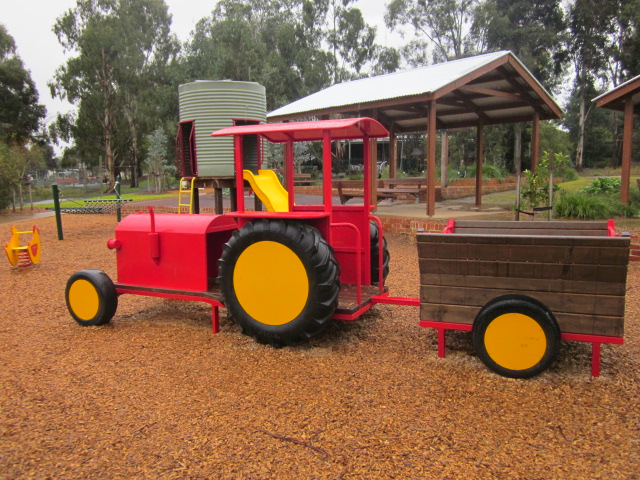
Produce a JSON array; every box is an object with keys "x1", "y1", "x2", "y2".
[
  {"x1": 38, "y1": 193, "x2": 175, "y2": 209},
  {"x1": 555, "y1": 178, "x2": 593, "y2": 194}
]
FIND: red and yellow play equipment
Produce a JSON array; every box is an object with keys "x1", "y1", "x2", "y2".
[
  {"x1": 63, "y1": 117, "x2": 630, "y2": 379},
  {"x1": 5, "y1": 226, "x2": 41, "y2": 267}
]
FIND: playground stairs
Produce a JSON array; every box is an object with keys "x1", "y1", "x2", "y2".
[{"x1": 178, "y1": 177, "x2": 196, "y2": 214}]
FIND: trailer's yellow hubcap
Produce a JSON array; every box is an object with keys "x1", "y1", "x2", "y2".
[
  {"x1": 68, "y1": 279, "x2": 100, "y2": 320},
  {"x1": 484, "y1": 313, "x2": 547, "y2": 371},
  {"x1": 234, "y1": 241, "x2": 309, "y2": 326}
]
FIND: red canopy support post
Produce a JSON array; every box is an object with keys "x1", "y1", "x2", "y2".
[
  {"x1": 389, "y1": 131, "x2": 398, "y2": 179},
  {"x1": 323, "y1": 130, "x2": 333, "y2": 217},
  {"x1": 531, "y1": 113, "x2": 540, "y2": 172},
  {"x1": 621, "y1": 97, "x2": 634, "y2": 204},
  {"x1": 475, "y1": 121, "x2": 484, "y2": 209},
  {"x1": 286, "y1": 140, "x2": 295, "y2": 211},
  {"x1": 426, "y1": 100, "x2": 437, "y2": 216},
  {"x1": 370, "y1": 138, "x2": 378, "y2": 206},
  {"x1": 234, "y1": 135, "x2": 244, "y2": 212}
]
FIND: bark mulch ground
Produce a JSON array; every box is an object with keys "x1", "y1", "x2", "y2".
[{"x1": 1, "y1": 215, "x2": 639, "y2": 479}]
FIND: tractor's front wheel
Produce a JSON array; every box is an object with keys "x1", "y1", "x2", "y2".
[
  {"x1": 65, "y1": 269, "x2": 118, "y2": 327},
  {"x1": 218, "y1": 219, "x2": 340, "y2": 347}
]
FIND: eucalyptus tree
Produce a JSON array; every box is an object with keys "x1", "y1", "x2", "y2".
[
  {"x1": 51, "y1": 0, "x2": 178, "y2": 189},
  {"x1": 0, "y1": 25, "x2": 45, "y2": 145},
  {"x1": 470, "y1": 0, "x2": 567, "y2": 175},
  {"x1": 0, "y1": 25, "x2": 46, "y2": 210},
  {"x1": 185, "y1": 0, "x2": 396, "y2": 111},
  {"x1": 385, "y1": 0, "x2": 482, "y2": 65},
  {"x1": 476, "y1": 0, "x2": 567, "y2": 94},
  {"x1": 185, "y1": 0, "x2": 315, "y2": 110},
  {"x1": 605, "y1": 0, "x2": 640, "y2": 167},
  {"x1": 325, "y1": 0, "x2": 380, "y2": 82},
  {"x1": 617, "y1": 0, "x2": 640, "y2": 76},
  {"x1": 114, "y1": 0, "x2": 179, "y2": 187},
  {"x1": 566, "y1": 0, "x2": 617, "y2": 170}
]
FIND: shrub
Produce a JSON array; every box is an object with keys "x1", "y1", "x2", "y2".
[
  {"x1": 520, "y1": 151, "x2": 572, "y2": 210},
  {"x1": 554, "y1": 191, "x2": 639, "y2": 219},
  {"x1": 466, "y1": 163, "x2": 505, "y2": 180},
  {"x1": 579, "y1": 177, "x2": 621, "y2": 195}
]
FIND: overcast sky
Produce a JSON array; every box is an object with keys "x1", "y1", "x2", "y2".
[{"x1": 2, "y1": 0, "x2": 402, "y2": 129}]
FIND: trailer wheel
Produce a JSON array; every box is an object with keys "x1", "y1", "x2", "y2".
[
  {"x1": 370, "y1": 221, "x2": 390, "y2": 285},
  {"x1": 218, "y1": 219, "x2": 340, "y2": 347},
  {"x1": 472, "y1": 297, "x2": 560, "y2": 378},
  {"x1": 65, "y1": 269, "x2": 118, "y2": 327}
]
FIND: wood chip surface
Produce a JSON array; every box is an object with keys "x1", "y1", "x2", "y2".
[{"x1": 1, "y1": 215, "x2": 639, "y2": 479}]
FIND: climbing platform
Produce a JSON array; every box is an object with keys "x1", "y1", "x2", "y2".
[{"x1": 178, "y1": 177, "x2": 196, "y2": 214}]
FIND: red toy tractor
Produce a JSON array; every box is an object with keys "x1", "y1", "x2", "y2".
[
  {"x1": 65, "y1": 118, "x2": 409, "y2": 347},
  {"x1": 64, "y1": 117, "x2": 630, "y2": 378}
]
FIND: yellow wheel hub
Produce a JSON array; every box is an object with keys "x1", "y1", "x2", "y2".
[
  {"x1": 484, "y1": 313, "x2": 547, "y2": 371},
  {"x1": 68, "y1": 279, "x2": 100, "y2": 320},
  {"x1": 233, "y1": 241, "x2": 309, "y2": 326}
]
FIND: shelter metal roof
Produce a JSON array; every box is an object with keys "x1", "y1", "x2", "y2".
[
  {"x1": 593, "y1": 74, "x2": 640, "y2": 114},
  {"x1": 268, "y1": 51, "x2": 563, "y2": 133},
  {"x1": 212, "y1": 117, "x2": 389, "y2": 143}
]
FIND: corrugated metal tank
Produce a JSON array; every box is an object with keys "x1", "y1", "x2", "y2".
[{"x1": 178, "y1": 80, "x2": 266, "y2": 177}]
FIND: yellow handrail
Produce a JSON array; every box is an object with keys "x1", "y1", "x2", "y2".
[{"x1": 178, "y1": 177, "x2": 196, "y2": 214}]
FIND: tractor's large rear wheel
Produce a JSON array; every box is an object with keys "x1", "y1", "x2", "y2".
[
  {"x1": 218, "y1": 219, "x2": 340, "y2": 347},
  {"x1": 370, "y1": 221, "x2": 390, "y2": 285}
]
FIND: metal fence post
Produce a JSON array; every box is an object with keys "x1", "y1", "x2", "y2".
[
  {"x1": 115, "y1": 175, "x2": 122, "y2": 222},
  {"x1": 52, "y1": 183, "x2": 63, "y2": 240}
]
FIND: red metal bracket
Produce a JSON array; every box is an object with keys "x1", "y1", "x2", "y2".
[
  {"x1": 561, "y1": 332, "x2": 624, "y2": 377},
  {"x1": 442, "y1": 218, "x2": 455, "y2": 233},
  {"x1": 420, "y1": 320, "x2": 472, "y2": 359},
  {"x1": 420, "y1": 320, "x2": 624, "y2": 377},
  {"x1": 116, "y1": 287, "x2": 224, "y2": 334},
  {"x1": 371, "y1": 294, "x2": 420, "y2": 307}
]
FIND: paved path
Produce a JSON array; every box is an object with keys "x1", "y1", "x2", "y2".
[{"x1": 1, "y1": 188, "x2": 515, "y2": 225}]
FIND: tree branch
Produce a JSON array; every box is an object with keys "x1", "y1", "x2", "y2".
[{"x1": 256, "y1": 428, "x2": 330, "y2": 459}]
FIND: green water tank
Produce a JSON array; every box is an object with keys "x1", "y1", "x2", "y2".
[{"x1": 178, "y1": 80, "x2": 266, "y2": 177}]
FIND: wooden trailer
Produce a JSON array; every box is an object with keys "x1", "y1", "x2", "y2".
[{"x1": 418, "y1": 220, "x2": 630, "y2": 378}]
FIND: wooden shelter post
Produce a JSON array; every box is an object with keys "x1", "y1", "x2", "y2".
[
  {"x1": 389, "y1": 132, "x2": 398, "y2": 179},
  {"x1": 427, "y1": 101, "x2": 437, "y2": 216},
  {"x1": 621, "y1": 97, "x2": 634, "y2": 204},
  {"x1": 441, "y1": 131, "x2": 449, "y2": 187},
  {"x1": 475, "y1": 122, "x2": 484, "y2": 209},
  {"x1": 531, "y1": 113, "x2": 540, "y2": 172}
]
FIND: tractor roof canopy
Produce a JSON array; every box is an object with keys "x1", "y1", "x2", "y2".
[{"x1": 211, "y1": 117, "x2": 389, "y2": 142}]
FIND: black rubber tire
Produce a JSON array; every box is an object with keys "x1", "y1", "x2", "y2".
[
  {"x1": 370, "y1": 221, "x2": 390, "y2": 285},
  {"x1": 472, "y1": 297, "x2": 560, "y2": 379},
  {"x1": 218, "y1": 219, "x2": 340, "y2": 347},
  {"x1": 65, "y1": 269, "x2": 118, "y2": 327}
]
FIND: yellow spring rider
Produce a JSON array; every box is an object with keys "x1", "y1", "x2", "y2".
[{"x1": 5, "y1": 226, "x2": 41, "y2": 267}]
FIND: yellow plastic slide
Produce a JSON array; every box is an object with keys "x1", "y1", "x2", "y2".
[{"x1": 243, "y1": 169, "x2": 290, "y2": 212}]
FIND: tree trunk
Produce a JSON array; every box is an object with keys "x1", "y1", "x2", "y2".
[
  {"x1": 104, "y1": 118, "x2": 115, "y2": 192},
  {"x1": 576, "y1": 87, "x2": 586, "y2": 172},
  {"x1": 514, "y1": 123, "x2": 522, "y2": 175},
  {"x1": 611, "y1": 111, "x2": 619, "y2": 168},
  {"x1": 18, "y1": 183, "x2": 24, "y2": 210},
  {"x1": 101, "y1": 49, "x2": 116, "y2": 192},
  {"x1": 124, "y1": 100, "x2": 140, "y2": 189}
]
